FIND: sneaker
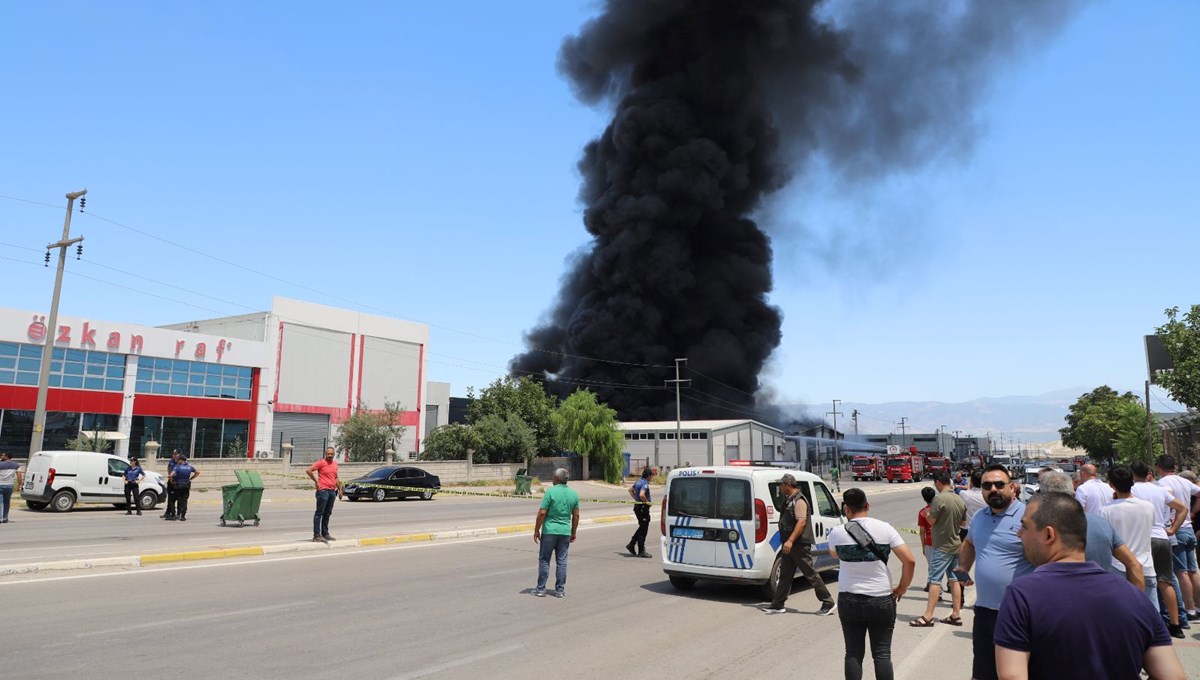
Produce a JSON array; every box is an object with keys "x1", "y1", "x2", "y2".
[
  {"x1": 552, "y1": 591, "x2": 565, "y2": 598},
  {"x1": 637, "y1": 552, "x2": 653, "y2": 559},
  {"x1": 818, "y1": 603, "x2": 838, "y2": 616},
  {"x1": 126, "y1": 511, "x2": 132, "y2": 515},
  {"x1": 160, "y1": 514, "x2": 174, "y2": 520},
  {"x1": 760, "y1": 607, "x2": 786, "y2": 614},
  {"x1": 179, "y1": 517, "x2": 187, "y2": 521},
  {"x1": 136, "y1": 511, "x2": 142, "y2": 516},
  {"x1": 1169, "y1": 623, "x2": 1186, "y2": 639},
  {"x1": 1189, "y1": 611, "x2": 1200, "y2": 622},
  {"x1": 323, "y1": 535, "x2": 336, "y2": 541},
  {"x1": 312, "y1": 536, "x2": 325, "y2": 542},
  {"x1": 533, "y1": 588, "x2": 546, "y2": 598},
  {"x1": 625, "y1": 541, "x2": 637, "y2": 556}
]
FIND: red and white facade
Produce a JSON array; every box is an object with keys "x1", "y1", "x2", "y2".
[{"x1": 0, "y1": 297, "x2": 431, "y2": 460}]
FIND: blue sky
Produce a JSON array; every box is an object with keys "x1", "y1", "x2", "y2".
[{"x1": 1, "y1": 1, "x2": 1195, "y2": 413}]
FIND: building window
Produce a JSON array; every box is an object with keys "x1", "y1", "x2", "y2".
[
  {"x1": 0, "y1": 410, "x2": 34, "y2": 455},
  {"x1": 0, "y1": 342, "x2": 125, "y2": 391},
  {"x1": 135, "y1": 358, "x2": 252, "y2": 400}
]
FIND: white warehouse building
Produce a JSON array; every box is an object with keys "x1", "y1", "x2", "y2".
[{"x1": 619, "y1": 419, "x2": 787, "y2": 469}]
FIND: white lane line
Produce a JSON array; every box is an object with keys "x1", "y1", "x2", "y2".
[
  {"x1": 386, "y1": 643, "x2": 525, "y2": 680},
  {"x1": 464, "y1": 566, "x2": 529, "y2": 580},
  {"x1": 0, "y1": 522, "x2": 623, "y2": 586},
  {"x1": 74, "y1": 601, "x2": 316, "y2": 637},
  {"x1": 895, "y1": 589, "x2": 978, "y2": 680}
]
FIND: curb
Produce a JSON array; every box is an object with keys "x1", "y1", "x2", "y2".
[{"x1": 1, "y1": 515, "x2": 637, "y2": 575}]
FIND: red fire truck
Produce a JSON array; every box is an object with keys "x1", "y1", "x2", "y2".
[
  {"x1": 886, "y1": 455, "x2": 924, "y2": 483},
  {"x1": 924, "y1": 456, "x2": 950, "y2": 478},
  {"x1": 851, "y1": 456, "x2": 884, "y2": 481}
]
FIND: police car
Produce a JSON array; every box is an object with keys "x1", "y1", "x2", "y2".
[{"x1": 660, "y1": 465, "x2": 845, "y2": 597}]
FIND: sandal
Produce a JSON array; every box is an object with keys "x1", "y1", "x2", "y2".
[
  {"x1": 909, "y1": 616, "x2": 936, "y2": 627},
  {"x1": 940, "y1": 615, "x2": 963, "y2": 626}
]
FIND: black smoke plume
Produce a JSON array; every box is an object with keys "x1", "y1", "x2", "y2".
[{"x1": 512, "y1": 0, "x2": 1086, "y2": 423}]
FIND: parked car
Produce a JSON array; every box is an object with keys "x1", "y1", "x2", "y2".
[
  {"x1": 342, "y1": 466, "x2": 440, "y2": 502},
  {"x1": 22, "y1": 450, "x2": 166, "y2": 512}
]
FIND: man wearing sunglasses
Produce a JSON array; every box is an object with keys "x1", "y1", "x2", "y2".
[{"x1": 956, "y1": 464, "x2": 1034, "y2": 680}]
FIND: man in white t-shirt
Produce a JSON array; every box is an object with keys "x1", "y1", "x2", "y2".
[
  {"x1": 1131, "y1": 460, "x2": 1188, "y2": 637},
  {"x1": 828, "y1": 487, "x2": 917, "y2": 680},
  {"x1": 959, "y1": 468, "x2": 987, "y2": 539},
  {"x1": 1156, "y1": 455, "x2": 1200, "y2": 622},
  {"x1": 1075, "y1": 463, "x2": 1112, "y2": 514},
  {"x1": 1099, "y1": 466, "x2": 1157, "y2": 593}
]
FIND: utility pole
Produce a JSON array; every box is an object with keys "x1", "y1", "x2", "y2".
[
  {"x1": 664, "y1": 358, "x2": 690, "y2": 466},
  {"x1": 898, "y1": 417, "x2": 908, "y2": 451},
  {"x1": 30, "y1": 189, "x2": 87, "y2": 454},
  {"x1": 826, "y1": 399, "x2": 842, "y2": 467},
  {"x1": 938, "y1": 425, "x2": 947, "y2": 457},
  {"x1": 1145, "y1": 379, "x2": 1153, "y2": 460},
  {"x1": 851, "y1": 409, "x2": 859, "y2": 436},
  {"x1": 953, "y1": 429, "x2": 961, "y2": 460}
]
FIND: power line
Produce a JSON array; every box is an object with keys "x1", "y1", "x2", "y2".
[
  {"x1": 685, "y1": 365, "x2": 757, "y2": 398},
  {"x1": 2, "y1": 194, "x2": 675, "y2": 370}
]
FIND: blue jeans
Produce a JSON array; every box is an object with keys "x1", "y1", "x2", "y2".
[
  {"x1": 314, "y1": 489, "x2": 336, "y2": 537},
  {"x1": 537, "y1": 534, "x2": 571, "y2": 593},
  {"x1": 0, "y1": 485, "x2": 12, "y2": 520},
  {"x1": 1173, "y1": 526, "x2": 1199, "y2": 572}
]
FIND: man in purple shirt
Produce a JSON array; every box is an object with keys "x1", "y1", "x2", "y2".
[{"x1": 995, "y1": 492, "x2": 1185, "y2": 680}]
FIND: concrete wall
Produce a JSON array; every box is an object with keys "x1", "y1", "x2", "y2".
[{"x1": 141, "y1": 457, "x2": 523, "y2": 488}]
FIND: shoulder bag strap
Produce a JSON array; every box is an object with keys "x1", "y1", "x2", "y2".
[{"x1": 845, "y1": 520, "x2": 889, "y2": 564}]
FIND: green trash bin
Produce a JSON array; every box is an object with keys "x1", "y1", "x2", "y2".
[
  {"x1": 220, "y1": 469, "x2": 264, "y2": 527},
  {"x1": 514, "y1": 468, "x2": 532, "y2": 496}
]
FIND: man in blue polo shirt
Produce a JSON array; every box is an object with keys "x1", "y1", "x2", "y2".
[
  {"x1": 625, "y1": 467, "x2": 653, "y2": 558},
  {"x1": 995, "y1": 492, "x2": 1185, "y2": 680},
  {"x1": 956, "y1": 464, "x2": 1033, "y2": 680}
]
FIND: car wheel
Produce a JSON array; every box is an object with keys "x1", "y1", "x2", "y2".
[
  {"x1": 51, "y1": 489, "x2": 76, "y2": 512},
  {"x1": 25, "y1": 500, "x2": 48, "y2": 511},
  {"x1": 421, "y1": 490, "x2": 433, "y2": 501},
  {"x1": 373, "y1": 487, "x2": 387, "y2": 502},
  {"x1": 139, "y1": 490, "x2": 158, "y2": 511},
  {"x1": 669, "y1": 575, "x2": 696, "y2": 591},
  {"x1": 760, "y1": 556, "x2": 784, "y2": 600}
]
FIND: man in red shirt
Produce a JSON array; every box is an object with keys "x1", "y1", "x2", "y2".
[
  {"x1": 307, "y1": 447, "x2": 344, "y2": 542},
  {"x1": 918, "y1": 486, "x2": 935, "y2": 589}
]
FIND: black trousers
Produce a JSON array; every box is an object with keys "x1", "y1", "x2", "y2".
[
  {"x1": 175, "y1": 485, "x2": 191, "y2": 519},
  {"x1": 124, "y1": 482, "x2": 141, "y2": 512},
  {"x1": 631, "y1": 503, "x2": 651, "y2": 551},
  {"x1": 770, "y1": 543, "x2": 834, "y2": 609},
  {"x1": 838, "y1": 592, "x2": 896, "y2": 680},
  {"x1": 165, "y1": 482, "x2": 177, "y2": 516}
]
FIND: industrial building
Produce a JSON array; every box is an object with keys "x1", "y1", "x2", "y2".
[
  {"x1": 0, "y1": 298, "x2": 449, "y2": 461},
  {"x1": 619, "y1": 419, "x2": 787, "y2": 469}
]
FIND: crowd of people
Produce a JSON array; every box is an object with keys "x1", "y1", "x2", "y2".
[{"x1": 814, "y1": 455, "x2": 1196, "y2": 679}]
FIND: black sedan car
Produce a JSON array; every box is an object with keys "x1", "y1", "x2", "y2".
[{"x1": 343, "y1": 466, "x2": 441, "y2": 502}]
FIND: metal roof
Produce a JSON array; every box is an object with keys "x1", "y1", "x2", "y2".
[{"x1": 618, "y1": 419, "x2": 782, "y2": 434}]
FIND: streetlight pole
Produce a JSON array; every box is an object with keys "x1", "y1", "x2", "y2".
[
  {"x1": 30, "y1": 189, "x2": 87, "y2": 454},
  {"x1": 898, "y1": 417, "x2": 908, "y2": 451}
]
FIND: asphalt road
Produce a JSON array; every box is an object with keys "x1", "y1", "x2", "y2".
[{"x1": 3, "y1": 479, "x2": 1198, "y2": 679}]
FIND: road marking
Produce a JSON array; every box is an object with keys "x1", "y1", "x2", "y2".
[
  {"x1": 74, "y1": 601, "x2": 315, "y2": 637},
  {"x1": 385, "y1": 642, "x2": 525, "y2": 680},
  {"x1": 464, "y1": 566, "x2": 529, "y2": 580},
  {"x1": 895, "y1": 588, "x2": 978, "y2": 680},
  {"x1": 0, "y1": 522, "x2": 626, "y2": 586}
]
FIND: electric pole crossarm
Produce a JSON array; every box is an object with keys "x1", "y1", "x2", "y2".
[{"x1": 30, "y1": 188, "x2": 87, "y2": 454}]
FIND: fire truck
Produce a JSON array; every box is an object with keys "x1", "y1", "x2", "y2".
[
  {"x1": 886, "y1": 455, "x2": 924, "y2": 483},
  {"x1": 851, "y1": 456, "x2": 884, "y2": 481},
  {"x1": 924, "y1": 456, "x2": 950, "y2": 478}
]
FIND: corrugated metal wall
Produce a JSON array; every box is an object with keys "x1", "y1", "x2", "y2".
[
  {"x1": 277, "y1": 324, "x2": 352, "y2": 408},
  {"x1": 359, "y1": 336, "x2": 420, "y2": 409}
]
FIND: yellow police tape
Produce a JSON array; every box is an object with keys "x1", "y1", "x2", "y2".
[{"x1": 255, "y1": 470, "x2": 654, "y2": 505}]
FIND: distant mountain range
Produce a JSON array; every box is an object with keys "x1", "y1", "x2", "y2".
[{"x1": 797, "y1": 387, "x2": 1133, "y2": 444}]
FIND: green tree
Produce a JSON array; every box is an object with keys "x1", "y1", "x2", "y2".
[
  {"x1": 553, "y1": 389, "x2": 623, "y2": 484},
  {"x1": 333, "y1": 401, "x2": 408, "y2": 462},
  {"x1": 1059, "y1": 386, "x2": 1141, "y2": 466},
  {"x1": 1112, "y1": 399, "x2": 1163, "y2": 464},
  {"x1": 472, "y1": 413, "x2": 537, "y2": 465},
  {"x1": 1155, "y1": 305, "x2": 1200, "y2": 409},
  {"x1": 468, "y1": 377, "x2": 559, "y2": 456},
  {"x1": 420, "y1": 424, "x2": 480, "y2": 461},
  {"x1": 66, "y1": 433, "x2": 113, "y2": 453}
]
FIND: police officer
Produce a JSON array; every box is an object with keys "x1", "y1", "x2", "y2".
[
  {"x1": 169, "y1": 455, "x2": 199, "y2": 522},
  {"x1": 123, "y1": 456, "x2": 144, "y2": 516},
  {"x1": 625, "y1": 467, "x2": 653, "y2": 558},
  {"x1": 161, "y1": 449, "x2": 181, "y2": 520}
]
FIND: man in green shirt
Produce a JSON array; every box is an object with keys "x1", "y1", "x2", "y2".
[
  {"x1": 830, "y1": 465, "x2": 841, "y2": 492},
  {"x1": 912, "y1": 471, "x2": 968, "y2": 627},
  {"x1": 533, "y1": 467, "x2": 580, "y2": 598}
]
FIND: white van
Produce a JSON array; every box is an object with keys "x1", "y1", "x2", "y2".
[
  {"x1": 660, "y1": 465, "x2": 846, "y2": 596},
  {"x1": 21, "y1": 451, "x2": 166, "y2": 512}
]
